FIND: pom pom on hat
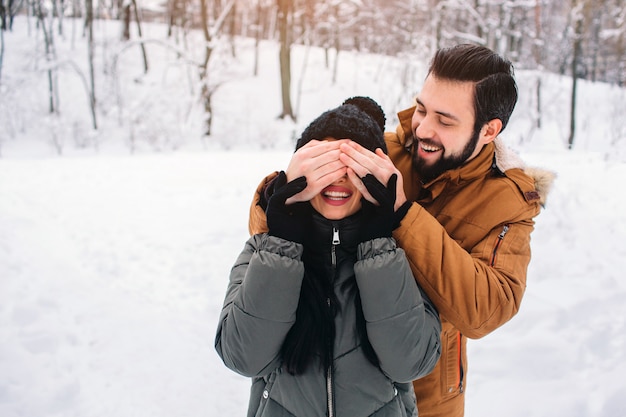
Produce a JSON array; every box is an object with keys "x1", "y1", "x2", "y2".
[
  {"x1": 342, "y1": 96, "x2": 386, "y2": 133},
  {"x1": 295, "y1": 96, "x2": 387, "y2": 153}
]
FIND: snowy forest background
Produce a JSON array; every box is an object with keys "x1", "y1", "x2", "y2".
[
  {"x1": 1, "y1": 0, "x2": 626, "y2": 154},
  {"x1": 2, "y1": 1, "x2": 626, "y2": 417}
]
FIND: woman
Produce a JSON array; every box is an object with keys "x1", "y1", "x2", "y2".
[{"x1": 215, "y1": 97, "x2": 441, "y2": 417}]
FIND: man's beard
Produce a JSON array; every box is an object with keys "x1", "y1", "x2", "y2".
[{"x1": 412, "y1": 129, "x2": 480, "y2": 183}]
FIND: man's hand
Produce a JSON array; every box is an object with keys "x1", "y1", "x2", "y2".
[
  {"x1": 339, "y1": 141, "x2": 408, "y2": 210},
  {"x1": 284, "y1": 139, "x2": 350, "y2": 204}
]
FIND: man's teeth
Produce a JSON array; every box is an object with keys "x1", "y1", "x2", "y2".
[
  {"x1": 324, "y1": 191, "x2": 350, "y2": 200},
  {"x1": 421, "y1": 143, "x2": 442, "y2": 152}
]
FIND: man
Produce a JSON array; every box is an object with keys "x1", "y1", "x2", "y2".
[{"x1": 248, "y1": 44, "x2": 554, "y2": 417}]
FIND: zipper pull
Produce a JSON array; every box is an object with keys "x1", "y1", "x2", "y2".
[
  {"x1": 331, "y1": 227, "x2": 340, "y2": 267},
  {"x1": 332, "y1": 227, "x2": 340, "y2": 245},
  {"x1": 490, "y1": 224, "x2": 510, "y2": 266}
]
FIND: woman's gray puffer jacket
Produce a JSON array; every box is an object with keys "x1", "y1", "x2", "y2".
[{"x1": 215, "y1": 213, "x2": 441, "y2": 417}]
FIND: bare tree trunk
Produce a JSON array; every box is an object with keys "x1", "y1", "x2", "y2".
[
  {"x1": 535, "y1": 76, "x2": 542, "y2": 129},
  {"x1": 434, "y1": 2, "x2": 442, "y2": 51},
  {"x1": 331, "y1": 5, "x2": 339, "y2": 85},
  {"x1": 324, "y1": 46, "x2": 329, "y2": 69},
  {"x1": 569, "y1": 2, "x2": 584, "y2": 150},
  {"x1": 198, "y1": 0, "x2": 213, "y2": 136},
  {"x1": 85, "y1": 0, "x2": 97, "y2": 129},
  {"x1": 131, "y1": 0, "x2": 148, "y2": 73},
  {"x1": 533, "y1": 0, "x2": 542, "y2": 129},
  {"x1": 277, "y1": 0, "x2": 294, "y2": 121},
  {"x1": 568, "y1": 67, "x2": 578, "y2": 150},
  {"x1": 166, "y1": 0, "x2": 176, "y2": 37},
  {"x1": 57, "y1": 0, "x2": 64, "y2": 35},
  {"x1": 0, "y1": 20, "x2": 4, "y2": 82},
  {"x1": 121, "y1": 1, "x2": 131, "y2": 40},
  {"x1": 228, "y1": 0, "x2": 236, "y2": 58},
  {"x1": 589, "y1": 3, "x2": 602, "y2": 82},
  {"x1": 253, "y1": 0, "x2": 261, "y2": 76},
  {"x1": 198, "y1": 0, "x2": 236, "y2": 136},
  {"x1": 294, "y1": 13, "x2": 311, "y2": 119},
  {"x1": 35, "y1": 0, "x2": 58, "y2": 114},
  {"x1": 0, "y1": 1, "x2": 6, "y2": 31},
  {"x1": 618, "y1": 19, "x2": 625, "y2": 87},
  {"x1": 9, "y1": 0, "x2": 17, "y2": 30}
]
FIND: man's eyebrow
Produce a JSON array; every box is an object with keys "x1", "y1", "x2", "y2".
[{"x1": 415, "y1": 97, "x2": 460, "y2": 122}]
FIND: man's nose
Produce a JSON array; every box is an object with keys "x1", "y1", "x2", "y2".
[{"x1": 415, "y1": 116, "x2": 436, "y2": 139}]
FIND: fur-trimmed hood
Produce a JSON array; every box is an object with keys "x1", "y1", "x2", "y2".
[
  {"x1": 394, "y1": 105, "x2": 555, "y2": 209},
  {"x1": 493, "y1": 138, "x2": 556, "y2": 207}
]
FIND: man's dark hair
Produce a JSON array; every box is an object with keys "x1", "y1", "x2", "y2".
[{"x1": 428, "y1": 44, "x2": 518, "y2": 135}]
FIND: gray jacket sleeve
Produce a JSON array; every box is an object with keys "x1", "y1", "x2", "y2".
[
  {"x1": 355, "y1": 237, "x2": 441, "y2": 383},
  {"x1": 214, "y1": 234, "x2": 304, "y2": 377}
]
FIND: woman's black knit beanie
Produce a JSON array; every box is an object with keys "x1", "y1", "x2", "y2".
[{"x1": 295, "y1": 96, "x2": 387, "y2": 153}]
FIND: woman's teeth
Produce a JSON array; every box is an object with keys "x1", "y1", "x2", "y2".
[{"x1": 324, "y1": 190, "x2": 350, "y2": 200}]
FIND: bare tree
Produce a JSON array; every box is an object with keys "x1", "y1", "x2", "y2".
[
  {"x1": 531, "y1": 0, "x2": 544, "y2": 130},
  {"x1": 276, "y1": 0, "x2": 295, "y2": 121},
  {"x1": 7, "y1": 0, "x2": 626, "y2": 153},
  {"x1": 85, "y1": 0, "x2": 97, "y2": 129},
  {"x1": 121, "y1": 0, "x2": 131, "y2": 40},
  {"x1": 0, "y1": 0, "x2": 6, "y2": 31},
  {"x1": 568, "y1": 0, "x2": 589, "y2": 149},
  {"x1": 253, "y1": 0, "x2": 263, "y2": 76},
  {"x1": 600, "y1": 1, "x2": 626, "y2": 86},
  {"x1": 198, "y1": 0, "x2": 236, "y2": 135},
  {"x1": 1, "y1": 0, "x2": 24, "y2": 31},
  {"x1": 119, "y1": 0, "x2": 148, "y2": 74},
  {"x1": 167, "y1": 0, "x2": 187, "y2": 38},
  {"x1": 616, "y1": 6, "x2": 626, "y2": 86},
  {"x1": 33, "y1": 0, "x2": 59, "y2": 114},
  {"x1": 131, "y1": 0, "x2": 148, "y2": 73},
  {"x1": 0, "y1": 3, "x2": 4, "y2": 82}
]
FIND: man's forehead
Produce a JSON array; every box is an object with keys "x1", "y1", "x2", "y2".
[{"x1": 417, "y1": 75, "x2": 475, "y2": 117}]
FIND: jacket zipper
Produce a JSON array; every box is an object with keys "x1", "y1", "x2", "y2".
[
  {"x1": 490, "y1": 224, "x2": 510, "y2": 266},
  {"x1": 326, "y1": 226, "x2": 339, "y2": 417},
  {"x1": 456, "y1": 332, "x2": 464, "y2": 393},
  {"x1": 331, "y1": 226, "x2": 340, "y2": 265},
  {"x1": 455, "y1": 225, "x2": 507, "y2": 394},
  {"x1": 326, "y1": 365, "x2": 334, "y2": 417}
]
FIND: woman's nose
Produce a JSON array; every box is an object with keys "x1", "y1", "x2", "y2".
[{"x1": 332, "y1": 174, "x2": 349, "y2": 185}]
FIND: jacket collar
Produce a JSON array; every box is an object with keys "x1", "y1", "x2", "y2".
[
  {"x1": 309, "y1": 211, "x2": 362, "y2": 249},
  {"x1": 396, "y1": 106, "x2": 536, "y2": 203}
]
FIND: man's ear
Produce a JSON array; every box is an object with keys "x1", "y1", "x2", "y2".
[{"x1": 480, "y1": 119, "x2": 503, "y2": 144}]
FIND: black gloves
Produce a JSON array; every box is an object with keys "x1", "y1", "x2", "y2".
[
  {"x1": 264, "y1": 170, "x2": 412, "y2": 244},
  {"x1": 359, "y1": 174, "x2": 412, "y2": 242},
  {"x1": 265, "y1": 171, "x2": 311, "y2": 244}
]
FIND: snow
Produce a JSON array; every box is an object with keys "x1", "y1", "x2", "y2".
[{"x1": 2, "y1": 16, "x2": 626, "y2": 417}]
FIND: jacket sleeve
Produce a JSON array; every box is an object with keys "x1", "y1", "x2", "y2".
[
  {"x1": 393, "y1": 203, "x2": 537, "y2": 339},
  {"x1": 355, "y1": 238, "x2": 441, "y2": 383},
  {"x1": 214, "y1": 234, "x2": 304, "y2": 377}
]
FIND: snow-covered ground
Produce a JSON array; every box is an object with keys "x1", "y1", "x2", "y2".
[
  {"x1": 2, "y1": 149, "x2": 626, "y2": 417},
  {"x1": 2, "y1": 16, "x2": 626, "y2": 417}
]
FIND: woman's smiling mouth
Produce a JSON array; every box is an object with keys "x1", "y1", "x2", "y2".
[{"x1": 321, "y1": 186, "x2": 353, "y2": 206}]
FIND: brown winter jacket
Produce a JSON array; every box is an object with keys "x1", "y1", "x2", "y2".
[{"x1": 247, "y1": 106, "x2": 554, "y2": 417}]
